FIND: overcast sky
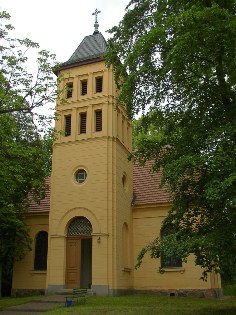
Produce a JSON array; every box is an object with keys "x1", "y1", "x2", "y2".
[{"x1": 1, "y1": 0, "x2": 129, "y2": 63}]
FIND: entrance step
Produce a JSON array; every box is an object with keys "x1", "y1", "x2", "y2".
[{"x1": 56, "y1": 288, "x2": 95, "y2": 296}]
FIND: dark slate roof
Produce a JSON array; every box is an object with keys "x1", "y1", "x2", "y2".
[{"x1": 60, "y1": 32, "x2": 107, "y2": 68}]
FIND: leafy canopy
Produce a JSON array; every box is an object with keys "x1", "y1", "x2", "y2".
[
  {"x1": 106, "y1": 0, "x2": 236, "y2": 279},
  {"x1": 0, "y1": 11, "x2": 56, "y2": 267}
]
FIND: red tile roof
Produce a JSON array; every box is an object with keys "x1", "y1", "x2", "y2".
[
  {"x1": 133, "y1": 161, "x2": 171, "y2": 206},
  {"x1": 27, "y1": 163, "x2": 171, "y2": 213},
  {"x1": 28, "y1": 177, "x2": 51, "y2": 213}
]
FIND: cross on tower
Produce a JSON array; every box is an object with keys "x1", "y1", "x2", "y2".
[{"x1": 92, "y1": 9, "x2": 101, "y2": 34}]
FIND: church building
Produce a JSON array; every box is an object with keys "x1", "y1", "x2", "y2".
[{"x1": 11, "y1": 13, "x2": 221, "y2": 297}]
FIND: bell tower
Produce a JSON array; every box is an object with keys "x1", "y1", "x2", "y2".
[{"x1": 46, "y1": 14, "x2": 133, "y2": 295}]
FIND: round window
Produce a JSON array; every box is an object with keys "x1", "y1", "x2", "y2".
[{"x1": 75, "y1": 169, "x2": 87, "y2": 184}]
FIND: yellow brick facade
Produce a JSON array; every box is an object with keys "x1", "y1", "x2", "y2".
[
  {"x1": 132, "y1": 205, "x2": 221, "y2": 294},
  {"x1": 11, "y1": 34, "x2": 221, "y2": 297},
  {"x1": 12, "y1": 214, "x2": 49, "y2": 294},
  {"x1": 44, "y1": 59, "x2": 134, "y2": 295}
]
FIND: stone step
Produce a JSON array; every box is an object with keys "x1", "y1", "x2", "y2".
[{"x1": 56, "y1": 288, "x2": 95, "y2": 296}]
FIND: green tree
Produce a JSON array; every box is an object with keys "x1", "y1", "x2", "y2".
[
  {"x1": 106, "y1": 0, "x2": 236, "y2": 279},
  {"x1": 0, "y1": 11, "x2": 57, "y2": 294}
]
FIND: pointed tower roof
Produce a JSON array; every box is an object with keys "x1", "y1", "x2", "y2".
[
  {"x1": 59, "y1": 32, "x2": 106, "y2": 71},
  {"x1": 54, "y1": 9, "x2": 106, "y2": 73},
  {"x1": 55, "y1": 32, "x2": 107, "y2": 74},
  {"x1": 68, "y1": 33, "x2": 106, "y2": 64}
]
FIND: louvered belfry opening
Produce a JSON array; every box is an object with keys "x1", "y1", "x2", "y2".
[
  {"x1": 95, "y1": 110, "x2": 102, "y2": 132},
  {"x1": 81, "y1": 80, "x2": 87, "y2": 95},
  {"x1": 95, "y1": 77, "x2": 103, "y2": 93},
  {"x1": 65, "y1": 115, "x2": 72, "y2": 136},
  {"x1": 80, "y1": 113, "x2": 87, "y2": 134},
  {"x1": 67, "y1": 217, "x2": 92, "y2": 236},
  {"x1": 66, "y1": 82, "x2": 73, "y2": 98}
]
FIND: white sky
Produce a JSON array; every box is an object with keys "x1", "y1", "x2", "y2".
[{"x1": 1, "y1": 0, "x2": 129, "y2": 63}]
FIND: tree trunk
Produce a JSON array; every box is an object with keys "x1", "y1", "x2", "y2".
[{"x1": 0, "y1": 263, "x2": 2, "y2": 297}]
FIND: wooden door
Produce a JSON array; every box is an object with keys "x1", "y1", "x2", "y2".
[{"x1": 65, "y1": 237, "x2": 81, "y2": 288}]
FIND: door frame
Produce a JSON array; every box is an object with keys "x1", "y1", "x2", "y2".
[{"x1": 65, "y1": 235, "x2": 92, "y2": 289}]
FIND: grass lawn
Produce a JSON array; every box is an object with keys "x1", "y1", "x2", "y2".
[
  {"x1": 1, "y1": 283, "x2": 235, "y2": 315},
  {"x1": 0, "y1": 295, "x2": 41, "y2": 310},
  {"x1": 223, "y1": 283, "x2": 236, "y2": 296},
  {"x1": 42, "y1": 295, "x2": 236, "y2": 315}
]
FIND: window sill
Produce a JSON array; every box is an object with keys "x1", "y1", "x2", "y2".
[
  {"x1": 122, "y1": 267, "x2": 132, "y2": 273},
  {"x1": 159, "y1": 267, "x2": 185, "y2": 274},
  {"x1": 30, "y1": 270, "x2": 47, "y2": 274}
]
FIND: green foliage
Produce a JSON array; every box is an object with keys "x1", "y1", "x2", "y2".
[
  {"x1": 0, "y1": 11, "x2": 57, "y2": 121},
  {"x1": 0, "y1": 10, "x2": 56, "y2": 279},
  {"x1": 223, "y1": 282, "x2": 236, "y2": 296},
  {"x1": 106, "y1": 1, "x2": 236, "y2": 278}
]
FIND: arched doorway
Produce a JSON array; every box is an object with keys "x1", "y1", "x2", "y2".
[{"x1": 65, "y1": 217, "x2": 92, "y2": 289}]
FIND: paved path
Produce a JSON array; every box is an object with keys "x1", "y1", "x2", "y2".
[{"x1": 0, "y1": 295, "x2": 66, "y2": 314}]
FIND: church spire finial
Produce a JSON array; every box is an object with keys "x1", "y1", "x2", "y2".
[{"x1": 92, "y1": 9, "x2": 101, "y2": 34}]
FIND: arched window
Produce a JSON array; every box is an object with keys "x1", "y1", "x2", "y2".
[
  {"x1": 34, "y1": 231, "x2": 48, "y2": 270},
  {"x1": 122, "y1": 223, "x2": 130, "y2": 267},
  {"x1": 67, "y1": 217, "x2": 92, "y2": 236},
  {"x1": 160, "y1": 225, "x2": 182, "y2": 268}
]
